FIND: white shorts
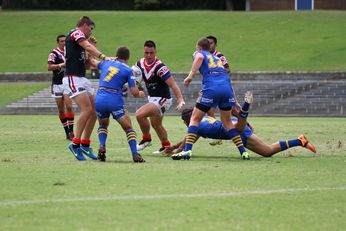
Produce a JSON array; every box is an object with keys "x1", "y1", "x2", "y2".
[
  {"x1": 63, "y1": 76, "x2": 94, "y2": 98},
  {"x1": 148, "y1": 96, "x2": 172, "y2": 116},
  {"x1": 51, "y1": 84, "x2": 67, "y2": 98}
]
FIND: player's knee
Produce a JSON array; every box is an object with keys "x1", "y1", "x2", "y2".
[
  {"x1": 66, "y1": 105, "x2": 73, "y2": 113},
  {"x1": 57, "y1": 108, "x2": 65, "y2": 115},
  {"x1": 151, "y1": 122, "x2": 162, "y2": 130}
]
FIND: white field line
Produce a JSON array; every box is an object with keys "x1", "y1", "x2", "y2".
[{"x1": 1, "y1": 186, "x2": 345, "y2": 207}]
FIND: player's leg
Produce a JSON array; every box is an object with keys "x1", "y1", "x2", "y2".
[
  {"x1": 116, "y1": 113, "x2": 145, "y2": 163},
  {"x1": 67, "y1": 92, "x2": 91, "y2": 161},
  {"x1": 136, "y1": 103, "x2": 159, "y2": 150},
  {"x1": 207, "y1": 107, "x2": 216, "y2": 118},
  {"x1": 246, "y1": 134, "x2": 280, "y2": 157},
  {"x1": 234, "y1": 91, "x2": 254, "y2": 132},
  {"x1": 63, "y1": 93, "x2": 74, "y2": 140},
  {"x1": 171, "y1": 107, "x2": 205, "y2": 160},
  {"x1": 55, "y1": 96, "x2": 70, "y2": 139},
  {"x1": 79, "y1": 94, "x2": 97, "y2": 160},
  {"x1": 239, "y1": 91, "x2": 253, "y2": 119},
  {"x1": 97, "y1": 118, "x2": 109, "y2": 162},
  {"x1": 149, "y1": 115, "x2": 171, "y2": 153},
  {"x1": 220, "y1": 109, "x2": 250, "y2": 160},
  {"x1": 279, "y1": 135, "x2": 317, "y2": 153}
]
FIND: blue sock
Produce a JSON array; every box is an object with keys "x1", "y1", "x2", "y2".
[
  {"x1": 97, "y1": 125, "x2": 108, "y2": 147},
  {"x1": 126, "y1": 129, "x2": 137, "y2": 155},
  {"x1": 228, "y1": 128, "x2": 247, "y2": 155},
  {"x1": 279, "y1": 139, "x2": 301, "y2": 151},
  {"x1": 239, "y1": 101, "x2": 250, "y2": 118},
  {"x1": 184, "y1": 125, "x2": 199, "y2": 151}
]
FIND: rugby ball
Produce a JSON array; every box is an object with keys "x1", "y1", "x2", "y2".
[{"x1": 131, "y1": 65, "x2": 143, "y2": 83}]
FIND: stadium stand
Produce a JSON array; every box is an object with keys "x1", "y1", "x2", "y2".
[{"x1": 1, "y1": 72, "x2": 345, "y2": 116}]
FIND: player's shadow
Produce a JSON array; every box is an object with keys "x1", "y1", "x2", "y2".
[
  {"x1": 184, "y1": 155, "x2": 267, "y2": 161},
  {"x1": 100, "y1": 159, "x2": 136, "y2": 164}
]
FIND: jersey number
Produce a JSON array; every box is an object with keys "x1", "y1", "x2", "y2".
[
  {"x1": 103, "y1": 66, "x2": 120, "y2": 82},
  {"x1": 206, "y1": 55, "x2": 223, "y2": 68}
]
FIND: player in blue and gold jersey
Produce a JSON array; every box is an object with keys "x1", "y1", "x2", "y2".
[
  {"x1": 88, "y1": 47, "x2": 146, "y2": 163},
  {"x1": 166, "y1": 92, "x2": 316, "y2": 157},
  {"x1": 172, "y1": 37, "x2": 249, "y2": 160}
]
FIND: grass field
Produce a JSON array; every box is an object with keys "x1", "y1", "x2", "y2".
[
  {"x1": 0, "y1": 10, "x2": 346, "y2": 72},
  {"x1": 0, "y1": 115, "x2": 345, "y2": 230}
]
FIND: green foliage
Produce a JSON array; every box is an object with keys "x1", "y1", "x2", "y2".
[
  {"x1": 0, "y1": 82, "x2": 49, "y2": 108},
  {"x1": 0, "y1": 116, "x2": 345, "y2": 230},
  {"x1": 0, "y1": 11, "x2": 346, "y2": 72},
  {"x1": 134, "y1": 0, "x2": 160, "y2": 10}
]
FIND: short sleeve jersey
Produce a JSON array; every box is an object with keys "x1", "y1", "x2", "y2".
[
  {"x1": 47, "y1": 47, "x2": 65, "y2": 84},
  {"x1": 193, "y1": 50, "x2": 229, "y2": 86},
  {"x1": 136, "y1": 57, "x2": 172, "y2": 99},
  {"x1": 65, "y1": 28, "x2": 86, "y2": 77},
  {"x1": 98, "y1": 60, "x2": 136, "y2": 91}
]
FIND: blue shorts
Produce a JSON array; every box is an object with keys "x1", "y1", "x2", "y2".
[
  {"x1": 95, "y1": 89, "x2": 125, "y2": 120},
  {"x1": 196, "y1": 84, "x2": 236, "y2": 110}
]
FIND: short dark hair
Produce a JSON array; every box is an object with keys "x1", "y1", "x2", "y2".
[
  {"x1": 144, "y1": 40, "x2": 156, "y2": 49},
  {"x1": 206, "y1": 35, "x2": 217, "y2": 45},
  {"x1": 116, "y1": 46, "x2": 130, "y2": 60},
  {"x1": 197, "y1": 37, "x2": 210, "y2": 51},
  {"x1": 56, "y1": 34, "x2": 66, "y2": 42},
  {"x1": 76, "y1": 16, "x2": 95, "y2": 27},
  {"x1": 181, "y1": 108, "x2": 193, "y2": 125}
]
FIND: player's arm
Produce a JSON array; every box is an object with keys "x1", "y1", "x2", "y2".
[
  {"x1": 87, "y1": 57, "x2": 101, "y2": 69},
  {"x1": 164, "y1": 138, "x2": 185, "y2": 154},
  {"x1": 78, "y1": 39, "x2": 110, "y2": 61},
  {"x1": 47, "y1": 62, "x2": 65, "y2": 71},
  {"x1": 165, "y1": 136, "x2": 200, "y2": 154},
  {"x1": 165, "y1": 77, "x2": 185, "y2": 110},
  {"x1": 47, "y1": 52, "x2": 65, "y2": 71},
  {"x1": 184, "y1": 52, "x2": 204, "y2": 87},
  {"x1": 129, "y1": 86, "x2": 145, "y2": 98},
  {"x1": 128, "y1": 74, "x2": 145, "y2": 98}
]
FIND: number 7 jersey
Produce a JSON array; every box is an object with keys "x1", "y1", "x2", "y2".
[{"x1": 98, "y1": 60, "x2": 136, "y2": 90}]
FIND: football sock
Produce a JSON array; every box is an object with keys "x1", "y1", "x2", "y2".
[
  {"x1": 72, "y1": 137, "x2": 81, "y2": 149},
  {"x1": 279, "y1": 139, "x2": 302, "y2": 151},
  {"x1": 184, "y1": 125, "x2": 199, "y2": 151},
  {"x1": 161, "y1": 140, "x2": 171, "y2": 148},
  {"x1": 65, "y1": 113, "x2": 74, "y2": 132},
  {"x1": 142, "y1": 134, "x2": 152, "y2": 142},
  {"x1": 81, "y1": 139, "x2": 90, "y2": 148},
  {"x1": 97, "y1": 126, "x2": 108, "y2": 147},
  {"x1": 239, "y1": 102, "x2": 250, "y2": 118},
  {"x1": 59, "y1": 114, "x2": 69, "y2": 135},
  {"x1": 228, "y1": 128, "x2": 247, "y2": 155},
  {"x1": 126, "y1": 129, "x2": 137, "y2": 154}
]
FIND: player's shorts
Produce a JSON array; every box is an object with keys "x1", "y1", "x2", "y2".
[
  {"x1": 196, "y1": 84, "x2": 236, "y2": 112},
  {"x1": 95, "y1": 89, "x2": 125, "y2": 120},
  {"x1": 148, "y1": 96, "x2": 172, "y2": 116},
  {"x1": 63, "y1": 76, "x2": 94, "y2": 98},
  {"x1": 51, "y1": 84, "x2": 67, "y2": 98}
]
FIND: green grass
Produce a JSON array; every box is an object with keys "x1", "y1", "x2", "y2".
[
  {"x1": 0, "y1": 82, "x2": 50, "y2": 107},
  {"x1": 0, "y1": 11, "x2": 346, "y2": 72},
  {"x1": 0, "y1": 115, "x2": 345, "y2": 230}
]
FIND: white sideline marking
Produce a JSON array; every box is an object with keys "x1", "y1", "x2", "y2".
[{"x1": 1, "y1": 186, "x2": 345, "y2": 207}]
